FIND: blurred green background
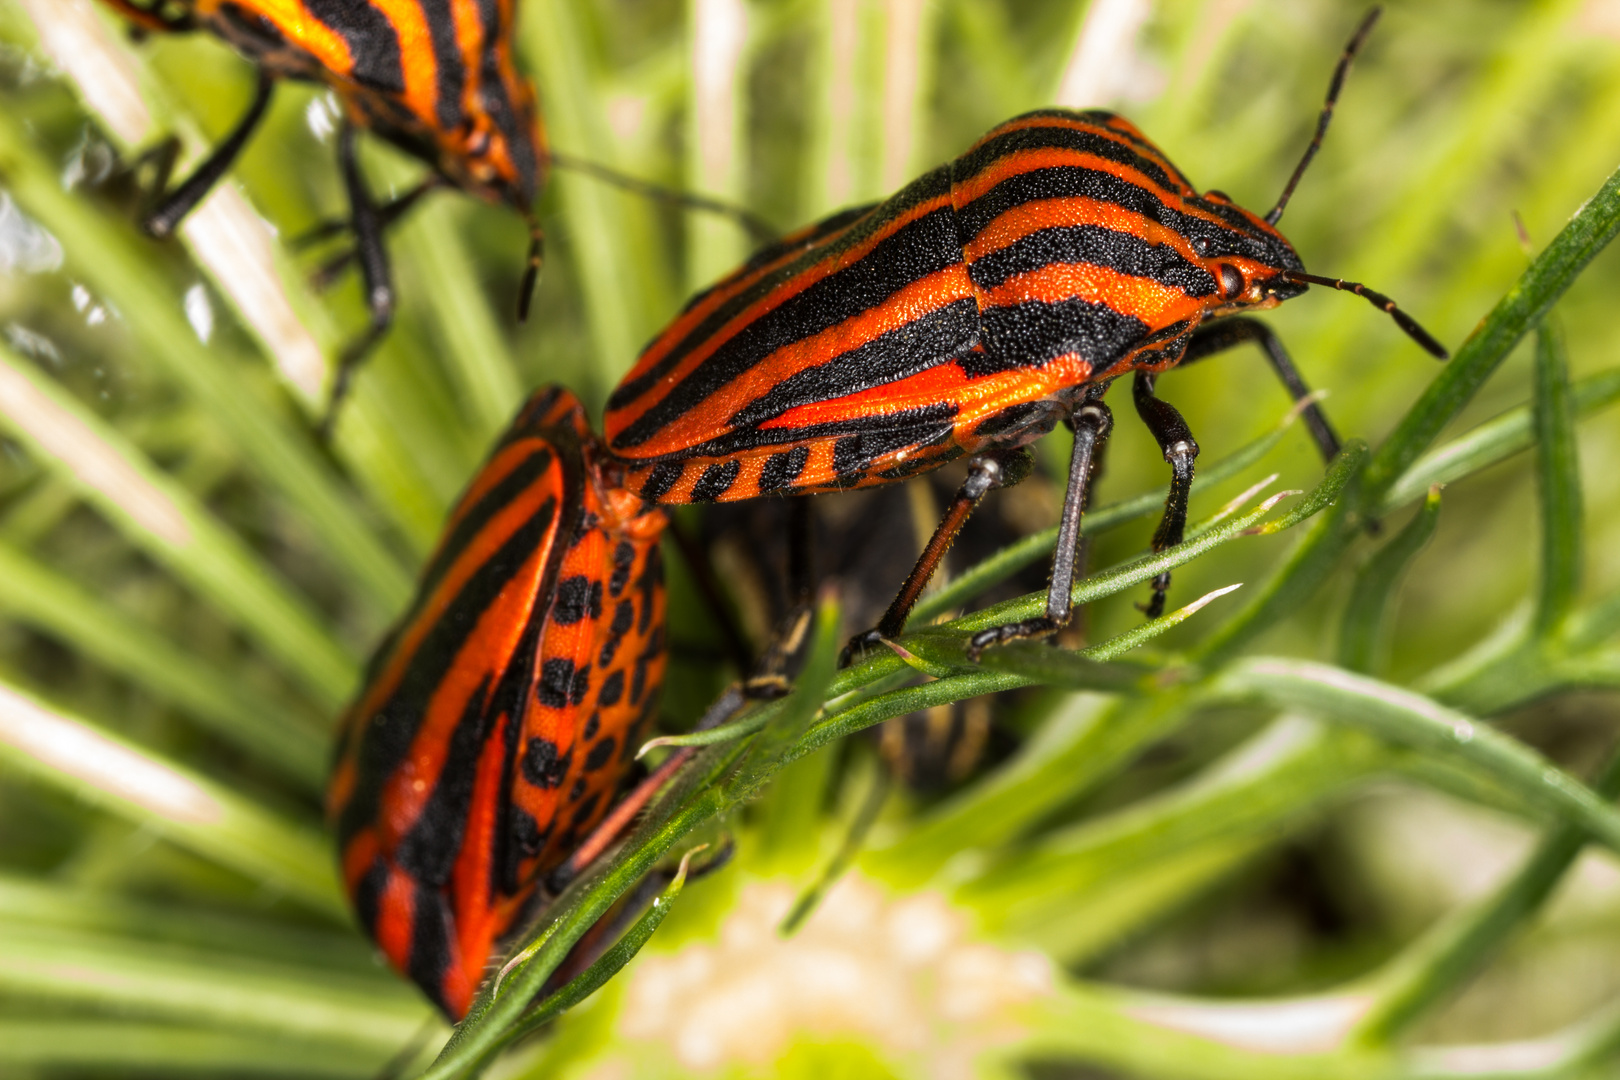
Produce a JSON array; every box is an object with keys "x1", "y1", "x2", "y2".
[{"x1": 0, "y1": 0, "x2": 1618, "y2": 1076}]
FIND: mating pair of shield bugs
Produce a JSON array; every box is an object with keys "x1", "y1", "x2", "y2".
[{"x1": 318, "y1": 6, "x2": 1445, "y2": 1019}]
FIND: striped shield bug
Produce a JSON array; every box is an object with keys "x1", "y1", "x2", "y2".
[
  {"x1": 326, "y1": 385, "x2": 668, "y2": 1019},
  {"x1": 603, "y1": 7, "x2": 1445, "y2": 661},
  {"x1": 94, "y1": 0, "x2": 772, "y2": 436}
]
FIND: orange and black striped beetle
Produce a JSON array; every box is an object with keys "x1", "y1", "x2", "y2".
[
  {"x1": 97, "y1": 0, "x2": 545, "y2": 431},
  {"x1": 326, "y1": 385, "x2": 668, "y2": 1019},
  {"x1": 603, "y1": 7, "x2": 1445, "y2": 661}
]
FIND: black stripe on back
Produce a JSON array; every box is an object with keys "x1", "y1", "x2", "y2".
[
  {"x1": 406, "y1": 880, "x2": 455, "y2": 1015},
  {"x1": 953, "y1": 118, "x2": 1186, "y2": 202},
  {"x1": 955, "y1": 165, "x2": 1284, "y2": 268},
  {"x1": 417, "y1": 0, "x2": 465, "y2": 132},
  {"x1": 669, "y1": 402, "x2": 960, "y2": 461},
  {"x1": 608, "y1": 169, "x2": 951, "y2": 417},
  {"x1": 613, "y1": 183, "x2": 962, "y2": 449},
  {"x1": 976, "y1": 297, "x2": 1148, "y2": 373},
  {"x1": 728, "y1": 298, "x2": 980, "y2": 429},
  {"x1": 304, "y1": 0, "x2": 405, "y2": 95},
  {"x1": 417, "y1": 446, "x2": 553, "y2": 602},
  {"x1": 968, "y1": 224, "x2": 1216, "y2": 298},
  {"x1": 336, "y1": 495, "x2": 558, "y2": 846}
]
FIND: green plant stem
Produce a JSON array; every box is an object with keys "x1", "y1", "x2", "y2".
[
  {"x1": 1339, "y1": 488, "x2": 1442, "y2": 676},
  {"x1": 1210, "y1": 658, "x2": 1620, "y2": 856},
  {"x1": 1376, "y1": 367, "x2": 1620, "y2": 515},
  {"x1": 0, "y1": 344, "x2": 357, "y2": 708},
  {"x1": 0, "y1": 927, "x2": 428, "y2": 1049},
  {"x1": 1352, "y1": 737, "x2": 1620, "y2": 1045},
  {"x1": 0, "y1": 1021, "x2": 404, "y2": 1077},
  {"x1": 1362, "y1": 160, "x2": 1620, "y2": 504},
  {"x1": 0, "y1": 540, "x2": 327, "y2": 790},
  {"x1": 0, "y1": 108, "x2": 414, "y2": 616},
  {"x1": 1531, "y1": 318, "x2": 1582, "y2": 635},
  {"x1": 0, "y1": 679, "x2": 344, "y2": 915}
]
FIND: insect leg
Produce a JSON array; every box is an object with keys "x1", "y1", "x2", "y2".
[
  {"x1": 1183, "y1": 317, "x2": 1340, "y2": 464},
  {"x1": 298, "y1": 177, "x2": 443, "y2": 268},
  {"x1": 143, "y1": 70, "x2": 275, "y2": 239},
  {"x1": 1132, "y1": 371, "x2": 1199, "y2": 619},
  {"x1": 965, "y1": 400, "x2": 1113, "y2": 659},
  {"x1": 840, "y1": 450, "x2": 1021, "y2": 664},
  {"x1": 319, "y1": 124, "x2": 397, "y2": 439}
]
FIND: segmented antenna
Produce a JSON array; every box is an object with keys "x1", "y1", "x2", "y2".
[
  {"x1": 1283, "y1": 270, "x2": 1448, "y2": 359},
  {"x1": 518, "y1": 217, "x2": 543, "y2": 322},
  {"x1": 1266, "y1": 7, "x2": 1382, "y2": 225}
]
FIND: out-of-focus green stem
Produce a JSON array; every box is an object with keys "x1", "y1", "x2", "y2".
[
  {"x1": 0, "y1": 344, "x2": 356, "y2": 708},
  {"x1": 0, "y1": 107, "x2": 414, "y2": 616}
]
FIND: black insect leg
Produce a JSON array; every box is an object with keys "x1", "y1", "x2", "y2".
[
  {"x1": 1183, "y1": 317, "x2": 1340, "y2": 464},
  {"x1": 318, "y1": 124, "x2": 396, "y2": 440},
  {"x1": 1133, "y1": 371, "x2": 1199, "y2": 619},
  {"x1": 840, "y1": 449, "x2": 1026, "y2": 665},
  {"x1": 303, "y1": 179, "x2": 443, "y2": 291},
  {"x1": 965, "y1": 400, "x2": 1113, "y2": 659},
  {"x1": 142, "y1": 70, "x2": 275, "y2": 239}
]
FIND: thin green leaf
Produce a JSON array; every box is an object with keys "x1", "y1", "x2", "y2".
[
  {"x1": 1211, "y1": 658, "x2": 1620, "y2": 855},
  {"x1": 486, "y1": 845, "x2": 703, "y2": 1053},
  {"x1": 395, "y1": 199, "x2": 525, "y2": 442},
  {"x1": 1195, "y1": 443, "x2": 1368, "y2": 668},
  {"x1": 1363, "y1": 160, "x2": 1620, "y2": 504},
  {"x1": 0, "y1": 539, "x2": 326, "y2": 788},
  {"x1": 1531, "y1": 317, "x2": 1582, "y2": 636},
  {"x1": 1374, "y1": 367, "x2": 1620, "y2": 514},
  {"x1": 0, "y1": 1020, "x2": 403, "y2": 1076},
  {"x1": 1354, "y1": 736, "x2": 1620, "y2": 1045},
  {"x1": 0, "y1": 344, "x2": 357, "y2": 708},
  {"x1": 0, "y1": 678, "x2": 345, "y2": 916},
  {"x1": 0, "y1": 927, "x2": 428, "y2": 1049},
  {"x1": 0, "y1": 108, "x2": 414, "y2": 615},
  {"x1": 1339, "y1": 487, "x2": 1442, "y2": 676}
]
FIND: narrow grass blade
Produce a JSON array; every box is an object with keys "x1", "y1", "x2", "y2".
[
  {"x1": 0, "y1": 539, "x2": 326, "y2": 789},
  {"x1": 394, "y1": 200, "x2": 524, "y2": 442},
  {"x1": 1339, "y1": 487, "x2": 1442, "y2": 676},
  {"x1": 0, "y1": 928, "x2": 429, "y2": 1049},
  {"x1": 1353, "y1": 737, "x2": 1620, "y2": 1045},
  {"x1": 1364, "y1": 161, "x2": 1620, "y2": 504},
  {"x1": 1375, "y1": 367, "x2": 1620, "y2": 514},
  {"x1": 1531, "y1": 317, "x2": 1582, "y2": 636},
  {"x1": 0, "y1": 108, "x2": 415, "y2": 614},
  {"x1": 1195, "y1": 445, "x2": 1368, "y2": 669},
  {"x1": 1212, "y1": 658, "x2": 1620, "y2": 856},
  {"x1": 521, "y1": 0, "x2": 673, "y2": 396},
  {"x1": 488, "y1": 846, "x2": 702, "y2": 1052},
  {"x1": 0, "y1": 679, "x2": 345, "y2": 916},
  {"x1": 0, "y1": 1020, "x2": 403, "y2": 1076},
  {"x1": 0, "y1": 875, "x2": 376, "y2": 971},
  {"x1": 0, "y1": 344, "x2": 357, "y2": 708}
]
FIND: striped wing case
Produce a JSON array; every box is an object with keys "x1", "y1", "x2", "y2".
[
  {"x1": 102, "y1": 0, "x2": 544, "y2": 209},
  {"x1": 327, "y1": 386, "x2": 667, "y2": 1019},
  {"x1": 604, "y1": 109, "x2": 1303, "y2": 504}
]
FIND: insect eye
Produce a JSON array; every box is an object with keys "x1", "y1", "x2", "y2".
[{"x1": 1217, "y1": 263, "x2": 1245, "y2": 301}]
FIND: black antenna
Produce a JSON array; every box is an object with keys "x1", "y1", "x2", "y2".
[
  {"x1": 545, "y1": 151, "x2": 776, "y2": 244},
  {"x1": 518, "y1": 216, "x2": 543, "y2": 322},
  {"x1": 1283, "y1": 270, "x2": 1448, "y2": 359},
  {"x1": 1266, "y1": 7, "x2": 1382, "y2": 226}
]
